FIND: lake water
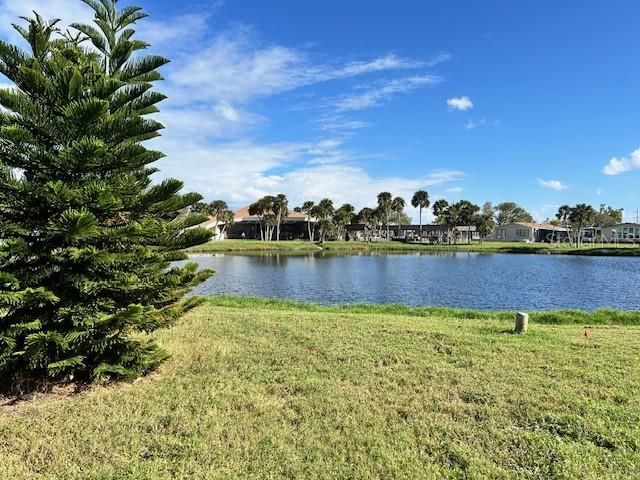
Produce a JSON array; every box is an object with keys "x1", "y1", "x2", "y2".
[{"x1": 185, "y1": 252, "x2": 640, "y2": 310}]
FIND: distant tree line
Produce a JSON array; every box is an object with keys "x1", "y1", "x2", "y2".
[{"x1": 198, "y1": 191, "x2": 625, "y2": 245}]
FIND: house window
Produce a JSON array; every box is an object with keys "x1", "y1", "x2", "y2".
[
  {"x1": 496, "y1": 228, "x2": 506, "y2": 240},
  {"x1": 516, "y1": 229, "x2": 530, "y2": 238}
]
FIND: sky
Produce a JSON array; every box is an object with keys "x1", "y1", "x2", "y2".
[{"x1": 1, "y1": 0, "x2": 640, "y2": 223}]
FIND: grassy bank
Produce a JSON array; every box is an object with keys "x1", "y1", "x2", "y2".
[
  {"x1": 187, "y1": 239, "x2": 322, "y2": 253},
  {"x1": 2, "y1": 298, "x2": 639, "y2": 478},
  {"x1": 208, "y1": 295, "x2": 640, "y2": 325},
  {"x1": 321, "y1": 240, "x2": 640, "y2": 256},
  {"x1": 186, "y1": 239, "x2": 640, "y2": 256}
]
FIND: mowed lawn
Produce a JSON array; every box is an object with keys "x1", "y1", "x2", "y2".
[
  {"x1": 186, "y1": 239, "x2": 640, "y2": 257},
  {"x1": 2, "y1": 300, "x2": 639, "y2": 479}
]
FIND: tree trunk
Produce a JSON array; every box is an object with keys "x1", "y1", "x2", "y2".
[{"x1": 419, "y1": 207, "x2": 422, "y2": 243}]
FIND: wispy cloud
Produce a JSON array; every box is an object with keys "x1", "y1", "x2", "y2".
[
  {"x1": 537, "y1": 178, "x2": 568, "y2": 191},
  {"x1": 603, "y1": 148, "x2": 640, "y2": 175},
  {"x1": 167, "y1": 26, "x2": 441, "y2": 105},
  {"x1": 315, "y1": 114, "x2": 370, "y2": 132},
  {"x1": 447, "y1": 96, "x2": 473, "y2": 111},
  {"x1": 465, "y1": 118, "x2": 499, "y2": 130},
  {"x1": 138, "y1": 14, "x2": 211, "y2": 49},
  {"x1": 0, "y1": 1, "x2": 459, "y2": 211},
  {"x1": 332, "y1": 75, "x2": 442, "y2": 112}
]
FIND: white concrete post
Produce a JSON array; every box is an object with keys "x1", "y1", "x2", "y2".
[{"x1": 515, "y1": 312, "x2": 529, "y2": 333}]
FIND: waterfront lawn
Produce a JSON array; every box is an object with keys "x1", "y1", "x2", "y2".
[
  {"x1": 187, "y1": 239, "x2": 322, "y2": 252},
  {"x1": 321, "y1": 240, "x2": 640, "y2": 256},
  {"x1": 186, "y1": 239, "x2": 640, "y2": 256},
  {"x1": 2, "y1": 298, "x2": 639, "y2": 479}
]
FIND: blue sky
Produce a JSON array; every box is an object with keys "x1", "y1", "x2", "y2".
[{"x1": 2, "y1": 0, "x2": 640, "y2": 222}]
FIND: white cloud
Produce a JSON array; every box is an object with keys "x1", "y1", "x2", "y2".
[
  {"x1": 332, "y1": 75, "x2": 441, "y2": 112},
  {"x1": 138, "y1": 14, "x2": 210, "y2": 49},
  {"x1": 446, "y1": 186, "x2": 463, "y2": 193},
  {"x1": 315, "y1": 115, "x2": 370, "y2": 132},
  {"x1": 447, "y1": 96, "x2": 473, "y2": 111},
  {"x1": 537, "y1": 178, "x2": 568, "y2": 191},
  {"x1": 425, "y1": 52, "x2": 452, "y2": 67},
  {"x1": 1, "y1": 1, "x2": 458, "y2": 220},
  {"x1": 167, "y1": 26, "x2": 436, "y2": 105},
  {"x1": 153, "y1": 128, "x2": 465, "y2": 214},
  {"x1": 603, "y1": 148, "x2": 640, "y2": 175},
  {"x1": 0, "y1": 0, "x2": 93, "y2": 43}
]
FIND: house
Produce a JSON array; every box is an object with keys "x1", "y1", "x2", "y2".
[
  {"x1": 601, "y1": 223, "x2": 640, "y2": 243},
  {"x1": 492, "y1": 222, "x2": 568, "y2": 243},
  {"x1": 196, "y1": 217, "x2": 225, "y2": 241},
  {"x1": 344, "y1": 224, "x2": 478, "y2": 243},
  {"x1": 226, "y1": 206, "x2": 314, "y2": 240}
]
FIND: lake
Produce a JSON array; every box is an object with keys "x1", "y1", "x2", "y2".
[{"x1": 185, "y1": 252, "x2": 640, "y2": 310}]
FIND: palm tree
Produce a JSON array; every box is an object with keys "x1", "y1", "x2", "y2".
[
  {"x1": 432, "y1": 199, "x2": 450, "y2": 243},
  {"x1": 391, "y1": 196, "x2": 406, "y2": 239},
  {"x1": 273, "y1": 194, "x2": 289, "y2": 241},
  {"x1": 377, "y1": 192, "x2": 392, "y2": 240},
  {"x1": 218, "y1": 210, "x2": 235, "y2": 239},
  {"x1": 208, "y1": 200, "x2": 228, "y2": 221},
  {"x1": 473, "y1": 204, "x2": 496, "y2": 244},
  {"x1": 311, "y1": 198, "x2": 334, "y2": 242},
  {"x1": 557, "y1": 205, "x2": 573, "y2": 245},
  {"x1": 569, "y1": 204, "x2": 596, "y2": 247},
  {"x1": 356, "y1": 207, "x2": 374, "y2": 241},
  {"x1": 334, "y1": 203, "x2": 355, "y2": 240},
  {"x1": 301, "y1": 200, "x2": 315, "y2": 241},
  {"x1": 411, "y1": 190, "x2": 430, "y2": 242},
  {"x1": 248, "y1": 196, "x2": 275, "y2": 240},
  {"x1": 455, "y1": 200, "x2": 480, "y2": 244}
]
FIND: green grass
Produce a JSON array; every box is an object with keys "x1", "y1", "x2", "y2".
[
  {"x1": 208, "y1": 295, "x2": 640, "y2": 325},
  {"x1": 2, "y1": 298, "x2": 639, "y2": 479},
  {"x1": 322, "y1": 240, "x2": 640, "y2": 256},
  {"x1": 186, "y1": 239, "x2": 322, "y2": 253},
  {"x1": 186, "y1": 239, "x2": 640, "y2": 256}
]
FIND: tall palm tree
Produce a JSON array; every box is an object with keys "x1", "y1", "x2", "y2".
[
  {"x1": 334, "y1": 203, "x2": 355, "y2": 240},
  {"x1": 377, "y1": 192, "x2": 392, "y2": 240},
  {"x1": 569, "y1": 204, "x2": 596, "y2": 247},
  {"x1": 273, "y1": 194, "x2": 289, "y2": 241},
  {"x1": 557, "y1": 205, "x2": 573, "y2": 245},
  {"x1": 356, "y1": 207, "x2": 374, "y2": 241},
  {"x1": 301, "y1": 200, "x2": 315, "y2": 241},
  {"x1": 208, "y1": 200, "x2": 228, "y2": 221},
  {"x1": 411, "y1": 190, "x2": 430, "y2": 242},
  {"x1": 218, "y1": 210, "x2": 235, "y2": 239},
  {"x1": 391, "y1": 196, "x2": 406, "y2": 238},
  {"x1": 249, "y1": 196, "x2": 275, "y2": 240},
  {"x1": 311, "y1": 198, "x2": 334, "y2": 242}
]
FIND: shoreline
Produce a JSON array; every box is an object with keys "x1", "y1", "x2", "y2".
[
  {"x1": 186, "y1": 239, "x2": 640, "y2": 257},
  {"x1": 204, "y1": 295, "x2": 640, "y2": 325}
]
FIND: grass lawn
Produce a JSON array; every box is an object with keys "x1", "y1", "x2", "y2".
[
  {"x1": 2, "y1": 298, "x2": 639, "y2": 479},
  {"x1": 321, "y1": 240, "x2": 640, "y2": 256},
  {"x1": 186, "y1": 239, "x2": 640, "y2": 256},
  {"x1": 186, "y1": 239, "x2": 321, "y2": 253}
]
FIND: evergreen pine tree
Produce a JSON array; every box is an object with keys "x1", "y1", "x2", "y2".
[{"x1": 0, "y1": 1, "x2": 213, "y2": 387}]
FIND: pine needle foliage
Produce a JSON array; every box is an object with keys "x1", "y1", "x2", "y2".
[{"x1": 0, "y1": 1, "x2": 212, "y2": 387}]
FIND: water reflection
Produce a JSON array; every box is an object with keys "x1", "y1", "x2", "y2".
[{"x1": 183, "y1": 252, "x2": 640, "y2": 311}]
